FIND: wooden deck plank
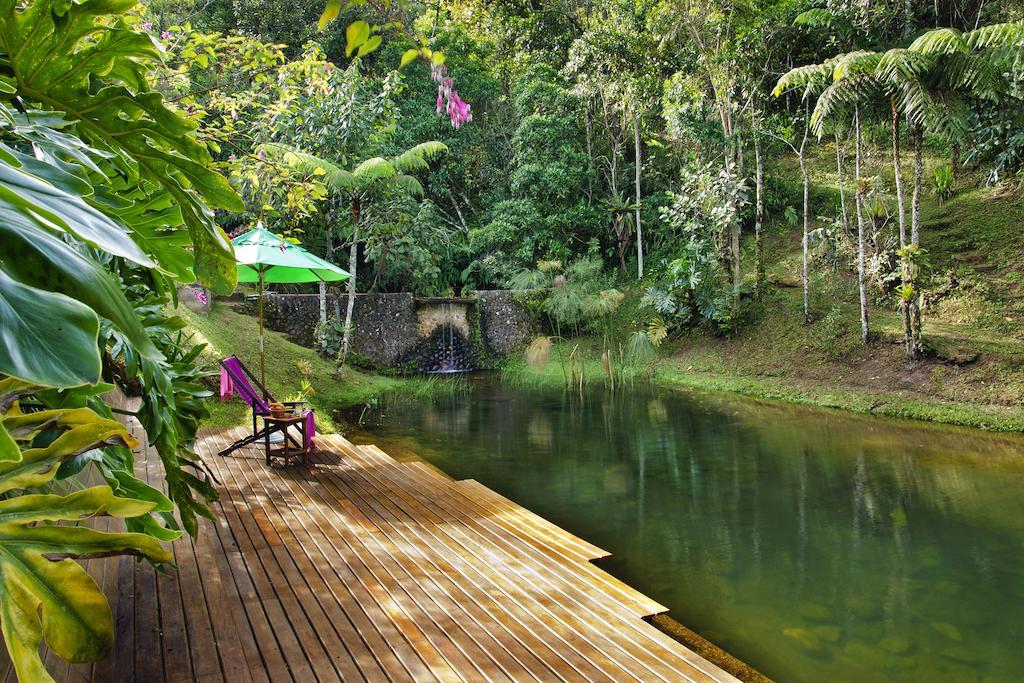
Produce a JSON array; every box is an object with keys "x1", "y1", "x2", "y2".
[
  {"x1": 284, "y1": 444, "x2": 567, "y2": 681},
  {"x1": 205, "y1": 434, "x2": 410, "y2": 682},
  {"x1": 213, "y1": 428, "x2": 472, "y2": 682},
  {"x1": 323, "y1": 439, "x2": 681, "y2": 681},
  {"x1": 337, "y1": 438, "x2": 720, "y2": 683},
  {"x1": 201, "y1": 449, "x2": 336, "y2": 682},
  {"x1": 300, "y1": 444, "x2": 611, "y2": 681},
  {"x1": 39, "y1": 415, "x2": 736, "y2": 683}
]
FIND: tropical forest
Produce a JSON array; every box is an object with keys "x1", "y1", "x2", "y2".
[{"x1": 1, "y1": 0, "x2": 1024, "y2": 680}]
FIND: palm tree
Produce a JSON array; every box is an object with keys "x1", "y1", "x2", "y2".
[
  {"x1": 900, "y1": 23, "x2": 1024, "y2": 348},
  {"x1": 775, "y1": 53, "x2": 877, "y2": 334},
  {"x1": 263, "y1": 141, "x2": 447, "y2": 368}
]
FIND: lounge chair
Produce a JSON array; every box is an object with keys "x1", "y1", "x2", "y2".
[{"x1": 217, "y1": 355, "x2": 316, "y2": 459}]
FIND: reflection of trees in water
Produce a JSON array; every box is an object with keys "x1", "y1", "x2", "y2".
[{"x1": 374, "y1": 380, "x2": 1024, "y2": 681}]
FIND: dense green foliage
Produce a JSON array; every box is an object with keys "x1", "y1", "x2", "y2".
[{"x1": 2, "y1": 0, "x2": 1024, "y2": 676}]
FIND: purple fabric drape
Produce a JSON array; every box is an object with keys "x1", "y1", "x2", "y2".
[{"x1": 220, "y1": 357, "x2": 270, "y2": 413}]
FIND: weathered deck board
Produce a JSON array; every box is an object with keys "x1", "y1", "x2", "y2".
[{"x1": 40, "y1": 417, "x2": 738, "y2": 683}]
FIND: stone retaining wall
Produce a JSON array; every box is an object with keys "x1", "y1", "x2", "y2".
[{"x1": 250, "y1": 290, "x2": 532, "y2": 369}]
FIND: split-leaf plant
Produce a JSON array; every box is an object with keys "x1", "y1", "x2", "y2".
[{"x1": 0, "y1": 0, "x2": 242, "y2": 678}]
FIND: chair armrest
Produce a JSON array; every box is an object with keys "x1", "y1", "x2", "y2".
[{"x1": 281, "y1": 400, "x2": 306, "y2": 407}]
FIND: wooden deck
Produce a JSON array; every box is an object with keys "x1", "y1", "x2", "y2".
[{"x1": 22, "y1": 423, "x2": 738, "y2": 682}]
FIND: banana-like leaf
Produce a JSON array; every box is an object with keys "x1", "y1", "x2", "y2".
[
  {"x1": 0, "y1": 0, "x2": 241, "y2": 294},
  {"x1": 0, "y1": 403, "x2": 171, "y2": 681},
  {"x1": 0, "y1": 271, "x2": 101, "y2": 387}
]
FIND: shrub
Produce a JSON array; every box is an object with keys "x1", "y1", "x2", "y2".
[
  {"x1": 810, "y1": 306, "x2": 860, "y2": 361},
  {"x1": 932, "y1": 165, "x2": 955, "y2": 203}
]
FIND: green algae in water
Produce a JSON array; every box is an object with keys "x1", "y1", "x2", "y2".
[{"x1": 349, "y1": 377, "x2": 1024, "y2": 682}]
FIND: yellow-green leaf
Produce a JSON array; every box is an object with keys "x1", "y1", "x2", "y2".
[
  {"x1": 318, "y1": 0, "x2": 341, "y2": 30},
  {"x1": 400, "y1": 48, "x2": 419, "y2": 67},
  {"x1": 345, "y1": 21, "x2": 370, "y2": 56},
  {"x1": 357, "y1": 35, "x2": 382, "y2": 57}
]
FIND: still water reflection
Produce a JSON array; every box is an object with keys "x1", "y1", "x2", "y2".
[{"x1": 348, "y1": 377, "x2": 1024, "y2": 682}]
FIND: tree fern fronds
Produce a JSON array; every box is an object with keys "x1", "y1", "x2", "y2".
[
  {"x1": 964, "y1": 22, "x2": 1024, "y2": 50},
  {"x1": 794, "y1": 8, "x2": 834, "y2": 29},
  {"x1": 810, "y1": 75, "x2": 878, "y2": 135},
  {"x1": 388, "y1": 173, "x2": 425, "y2": 197},
  {"x1": 390, "y1": 141, "x2": 448, "y2": 173},
  {"x1": 773, "y1": 59, "x2": 839, "y2": 97},
  {"x1": 910, "y1": 27, "x2": 969, "y2": 55},
  {"x1": 942, "y1": 52, "x2": 1001, "y2": 100},
  {"x1": 875, "y1": 49, "x2": 931, "y2": 84},
  {"x1": 832, "y1": 50, "x2": 881, "y2": 80}
]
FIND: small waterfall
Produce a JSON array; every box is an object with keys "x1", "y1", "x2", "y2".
[{"x1": 422, "y1": 301, "x2": 471, "y2": 373}]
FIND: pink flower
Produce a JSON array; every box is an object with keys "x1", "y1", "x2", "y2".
[
  {"x1": 161, "y1": 30, "x2": 171, "y2": 40},
  {"x1": 430, "y1": 64, "x2": 472, "y2": 128},
  {"x1": 141, "y1": 22, "x2": 153, "y2": 30}
]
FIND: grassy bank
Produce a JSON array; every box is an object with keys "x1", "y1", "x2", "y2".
[
  {"x1": 502, "y1": 331, "x2": 1024, "y2": 432},
  {"x1": 178, "y1": 302, "x2": 404, "y2": 431}
]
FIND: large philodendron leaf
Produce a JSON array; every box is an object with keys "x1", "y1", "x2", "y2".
[
  {"x1": 0, "y1": 270, "x2": 101, "y2": 387},
  {"x1": 0, "y1": 0, "x2": 241, "y2": 294},
  {"x1": 0, "y1": 215, "x2": 162, "y2": 364},
  {"x1": 0, "y1": 402, "x2": 172, "y2": 682}
]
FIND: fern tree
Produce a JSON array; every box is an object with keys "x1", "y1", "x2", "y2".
[{"x1": 264, "y1": 142, "x2": 447, "y2": 367}]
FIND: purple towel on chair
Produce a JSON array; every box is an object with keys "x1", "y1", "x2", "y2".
[
  {"x1": 219, "y1": 366, "x2": 234, "y2": 401},
  {"x1": 304, "y1": 409, "x2": 316, "y2": 451},
  {"x1": 220, "y1": 356, "x2": 270, "y2": 413}
]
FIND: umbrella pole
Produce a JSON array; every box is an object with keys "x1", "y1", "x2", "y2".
[{"x1": 258, "y1": 269, "x2": 267, "y2": 392}]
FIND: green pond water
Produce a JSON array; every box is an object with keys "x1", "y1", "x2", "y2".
[{"x1": 346, "y1": 376, "x2": 1024, "y2": 682}]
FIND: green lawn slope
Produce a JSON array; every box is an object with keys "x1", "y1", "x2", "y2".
[{"x1": 178, "y1": 302, "x2": 402, "y2": 431}]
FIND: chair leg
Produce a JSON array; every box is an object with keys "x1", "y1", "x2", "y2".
[{"x1": 218, "y1": 426, "x2": 272, "y2": 457}]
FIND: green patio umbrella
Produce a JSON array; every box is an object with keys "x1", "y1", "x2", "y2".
[{"x1": 232, "y1": 226, "x2": 349, "y2": 386}]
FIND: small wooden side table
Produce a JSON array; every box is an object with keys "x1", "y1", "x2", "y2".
[{"x1": 263, "y1": 414, "x2": 309, "y2": 467}]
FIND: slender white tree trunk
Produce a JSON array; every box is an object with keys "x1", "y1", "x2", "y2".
[
  {"x1": 754, "y1": 130, "x2": 765, "y2": 296},
  {"x1": 910, "y1": 125, "x2": 924, "y2": 354},
  {"x1": 892, "y1": 101, "x2": 906, "y2": 247},
  {"x1": 800, "y1": 153, "x2": 810, "y2": 323},
  {"x1": 835, "y1": 130, "x2": 849, "y2": 233},
  {"x1": 855, "y1": 106, "x2": 869, "y2": 345},
  {"x1": 339, "y1": 214, "x2": 359, "y2": 374},
  {"x1": 319, "y1": 281, "x2": 327, "y2": 324},
  {"x1": 634, "y1": 110, "x2": 644, "y2": 280}
]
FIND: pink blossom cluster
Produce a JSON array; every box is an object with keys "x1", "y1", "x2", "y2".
[
  {"x1": 190, "y1": 285, "x2": 208, "y2": 305},
  {"x1": 431, "y1": 65, "x2": 472, "y2": 129}
]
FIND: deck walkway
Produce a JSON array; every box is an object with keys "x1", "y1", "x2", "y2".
[{"x1": 21, "y1": 424, "x2": 737, "y2": 682}]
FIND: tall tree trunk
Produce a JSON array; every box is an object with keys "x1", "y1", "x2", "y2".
[
  {"x1": 338, "y1": 199, "x2": 361, "y2": 376},
  {"x1": 835, "y1": 130, "x2": 849, "y2": 234},
  {"x1": 904, "y1": 0, "x2": 914, "y2": 38},
  {"x1": 634, "y1": 110, "x2": 643, "y2": 280},
  {"x1": 855, "y1": 106, "x2": 870, "y2": 345},
  {"x1": 800, "y1": 152, "x2": 810, "y2": 323},
  {"x1": 754, "y1": 130, "x2": 765, "y2": 297},
  {"x1": 319, "y1": 282, "x2": 327, "y2": 325},
  {"x1": 910, "y1": 125, "x2": 924, "y2": 355},
  {"x1": 892, "y1": 100, "x2": 907, "y2": 247}
]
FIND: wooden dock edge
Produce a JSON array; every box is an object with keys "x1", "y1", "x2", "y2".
[{"x1": 355, "y1": 437, "x2": 773, "y2": 683}]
